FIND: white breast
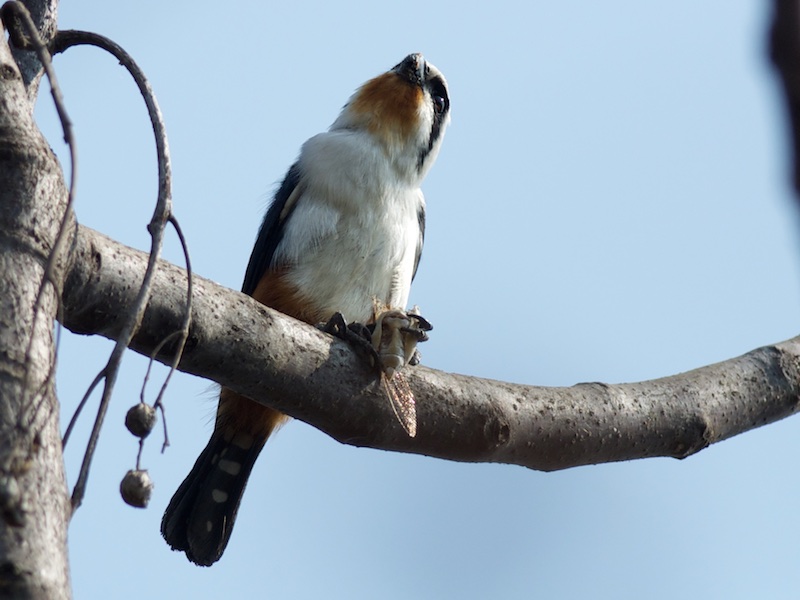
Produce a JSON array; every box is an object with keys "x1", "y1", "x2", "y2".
[{"x1": 274, "y1": 130, "x2": 424, "y2": 323}]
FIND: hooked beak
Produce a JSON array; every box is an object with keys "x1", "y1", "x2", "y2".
[{"x1": 393, "y1": 53, "x2": 427, "y2": 87}]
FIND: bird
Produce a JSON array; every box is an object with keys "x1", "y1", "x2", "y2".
[{"x1": 160, "y1": 53, "x2": 450, "y2": 566}]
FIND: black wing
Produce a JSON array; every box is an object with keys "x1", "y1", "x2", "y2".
[
  {"x1": 411, "y1": 204, "x2": 425, "y2": 281},
  {"x1": 241, "y1": 163, "x2": 302, "y2": 295}
]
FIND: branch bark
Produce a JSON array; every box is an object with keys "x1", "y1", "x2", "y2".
[
  {"x1": 7, "y1": 0, "x2": 57, "y2": 97},
  {"x1": 61, "y1": 225, "x2": 800, "y2": 472},
  {"x1": 0, "y1": 30, "x2": 71, "y2": 600}
]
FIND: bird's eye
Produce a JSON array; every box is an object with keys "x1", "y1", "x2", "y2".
[{"x1": 433, "y1": 95, "x2": 446, "y2": 114}]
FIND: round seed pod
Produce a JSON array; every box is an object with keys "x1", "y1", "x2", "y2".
[
  {"x1": 120, "y1": 469, "x2": 153, "y2": 508},
  {"x1": 125, "y1": 402, "x2": 157, "y2": 438}
]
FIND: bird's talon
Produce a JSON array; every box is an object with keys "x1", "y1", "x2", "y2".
[
  {"x1": 410, "y1": 314, "x2": 433, "y2": 332},
  {"x1": 408, "y1": 348, "x2": 422, "y2": 366},
  {"x1": 320, "y1": 312, "x2": 381, "y2": 368},
  {"x1": 319, "y1": 312, "x2": 348, "y2": 336},
  {"x1": 347, "y1": 321, "x2": 374, "y2": 343},
  {"x1": 400, "y1": 326, "x2": 429, "y2": 343}
]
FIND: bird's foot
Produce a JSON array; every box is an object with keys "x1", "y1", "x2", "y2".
[{"x1": 319, "y1": 312, "x2": 380, "y2": 367}]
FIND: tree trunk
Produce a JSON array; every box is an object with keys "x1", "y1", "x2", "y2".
[{"x1": 0, "y1": 31, "x2": 72, "y2": 600}]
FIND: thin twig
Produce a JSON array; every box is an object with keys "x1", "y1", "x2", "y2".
[
  {"x1": 48, "y1": 29, "x2": 174, "y2": 513},
  {"x1": 155, "y1": 215, "x2": 193, "y2": 451},
  {"x1": 139, "y1": 330, "x2": 181, "y2": 452},
  {"x1": 129, "y1": 215, "x2": 193, "y2": 482},
  {"x1": 61, "y1": 368, "x2": 105, "y2": 448},
  {"x1": 135, "y1": 438, "x2": 144, "y2": 471},
  {"x1": 134, "y1": 215, "x2": 193, "y2": 454}
]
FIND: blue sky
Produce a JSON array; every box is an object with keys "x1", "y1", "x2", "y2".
[{"x1": 35, "y1": 1, "x2": 800, "y2": 598}]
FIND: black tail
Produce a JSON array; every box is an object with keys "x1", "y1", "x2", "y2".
[{"x1": 161, "y1": 430, "x2": 266, "y2": 566}]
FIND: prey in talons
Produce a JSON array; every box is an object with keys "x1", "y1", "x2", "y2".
[
  {"x1": 371, "y1": 306, "x2": 432, "y2": 377},
  {"x1": 371, "y1": 305, "x2": 432, "y2": 438},
  {"x1": 319, "y1": 307, "x2": 431, "y2": 438}
]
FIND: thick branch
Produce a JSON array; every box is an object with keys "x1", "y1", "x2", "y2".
[{"x1": 61, "y1": 225, "x2": 800, "y2": 471}]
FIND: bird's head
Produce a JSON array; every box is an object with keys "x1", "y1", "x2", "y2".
[{"x1": 333, "y1": 53, "x2": 450, "y2": 180}]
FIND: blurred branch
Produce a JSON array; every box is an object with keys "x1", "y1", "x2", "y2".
[
  {"x1": 62, "y1": 225, "x2": 800, "y2": 472},
  {"x1": 771, "y1": 0, "x2": 800, "y2": 197}
]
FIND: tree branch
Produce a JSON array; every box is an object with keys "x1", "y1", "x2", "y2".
[{"x1": 61, "y1": 224, "x2": 800, "y2": 472}]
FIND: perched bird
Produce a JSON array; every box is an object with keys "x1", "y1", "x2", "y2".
[{"x1": 161, "y1": 53, "x2": 450, "y2": 566}]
